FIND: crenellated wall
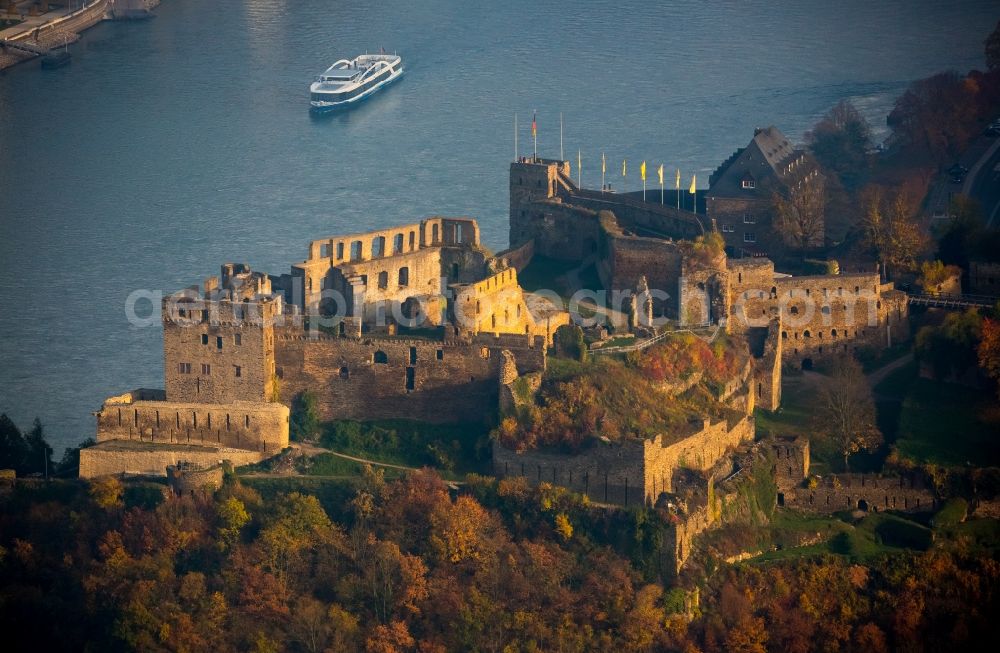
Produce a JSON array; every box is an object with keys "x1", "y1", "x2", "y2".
[{"x1": 94, "y1": 391, "x2": 289, "y2": 454}]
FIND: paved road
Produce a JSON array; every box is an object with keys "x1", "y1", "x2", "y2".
[{"x1": 964, "y1": 136, "x2": 1000, "y2": 228}]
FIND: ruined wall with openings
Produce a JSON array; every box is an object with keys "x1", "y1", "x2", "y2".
[
  {"x1": 292, "y1": 217, "x2": 483, "y2": 314},
  {"x1": 969, "y1": 261, "x2": 1000, "y2": 295},
  {"x1": 770, "y1": 435, "x2": 809, "y2": 491},
  {"x1": 749, "y1": 318, "x2": 782, "y2": 411},
  {"x1": 727, "y1": 259, "x2": 908, "y2": 367},
  {"x1": 274, "y1": 330, "x2": 545, "y2": 424},
  {"x1": 784, "y1": 473, "x2": 936, "y2": 513}
]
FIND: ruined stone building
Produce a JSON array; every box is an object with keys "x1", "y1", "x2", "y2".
[
  {"x1": 508, "y1": 156, "x2": 907, "y2": 381},
  {"x1": 706, "y1": 126, "x2": 825, "y2": 256},
  {"x1": 85, "y1": 218, "x2": 569, "y2": 477}
]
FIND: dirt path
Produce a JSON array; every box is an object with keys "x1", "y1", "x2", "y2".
[{"x1": 866, "y1": 352, "x2": 915, "y2": 388}]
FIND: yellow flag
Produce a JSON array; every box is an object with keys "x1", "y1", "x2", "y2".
[
  {"x1": 675, "y1": 168, "x2": 681, "y2": 189},
  {"x1": 657, "y1": 164, "x2": 664, "y2": 186},
  {"x1": 689, "y1": 174, "x2": 697, "y2": 194},
  {"x1": 640, "y1": 161, "x2": 646, "y2": 181},
  {"x1": 601, "y1": 152, "x2": 606, "y2": 175},
  {"x1": 622, "y1": 159, "x2": 627, "y2": 177}
]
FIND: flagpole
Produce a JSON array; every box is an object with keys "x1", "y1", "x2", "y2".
[
  {"x1": 514, "y1": 113, "x2": 518, "y2": 161},
  {"x1": 532, "y1": 110, "x2": 537, "y2": 160},
  {"x1": 560, "y1": 112, "x2": 564, "y2": 162},
  {"x1": 577, "y1": 149, "x2": 582, "y2": 187},
  {"x1": 601, "y1": 152, "x2": 606, "y2": 192}
]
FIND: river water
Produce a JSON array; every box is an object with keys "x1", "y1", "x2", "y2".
[{"x1": 0, "y1": 0, "x2": 996, "y2": 454}]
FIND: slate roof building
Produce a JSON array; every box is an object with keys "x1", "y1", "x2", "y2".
[{"x1": 707, "y1": 126, "x2": 824, "y2": 257}]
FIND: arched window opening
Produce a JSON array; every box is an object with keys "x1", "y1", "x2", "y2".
[
  {"x1": 377, "y1": 271, "x2": 389, "y2": 289},
  {"x1": 373, "y1": 351, "x2": 388, "y2": 364},
  {"x1": 398, "y1": 267, "x2": 409, "y2": 287}
]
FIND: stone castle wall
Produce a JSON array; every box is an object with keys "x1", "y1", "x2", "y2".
[
  {"x1": 491, "y1": 416, "x2": 754, "y2": 506},
  {"x1": 784, "y1": 473, "x2": 936, "y2": 513},
  {"x1": 728, "y1": 259, "x2": 909, "y2": 367},
  {"x1": 95, "y1": 391, "x2": 289, "y2": 454},
  {"x1": 80, "y1": 442, "x2": 264, "y2": 478},
  {"x1": 275, "y1": 330, "x2": 546, "y2": 424}
]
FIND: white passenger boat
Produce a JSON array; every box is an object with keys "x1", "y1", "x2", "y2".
[{"x1": 309, "y1": 52, "x2": 403, "y2": 111}]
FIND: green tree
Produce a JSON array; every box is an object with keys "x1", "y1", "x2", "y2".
[
  {"x1": 24, "y1": 418, "x2": 53, "y2": 477},
  {"x1": 57, "y1": 437, "x2": 95, "y2": 477},
  {"x1": 290, "y1": 390, "x2": 320, "y2": 442},
  {"x1": 807, "y1": 100, "x2": 872, "y2": 188},
  {"x1": 0, "y1": 413, "x2": 29, "y2": 472},
  {"x1": 915, "y1": 309, "x2": 983, "y2": 379}
]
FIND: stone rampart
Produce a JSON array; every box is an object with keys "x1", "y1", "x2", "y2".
[
  {"x1": 80, "y1": 441, "x2": 264, "y2": 478},
  {"x1": 95, "y1": 393, "x2": 289, "y2": 454},
  {"x1": 491, "y1": 416, "x2": 754, "y2": 506},
  {"x1": 784, "y1": 473, "x2": 935, "y2": 513}
]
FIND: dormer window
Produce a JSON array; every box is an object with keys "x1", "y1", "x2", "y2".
[
  {"x1": 743, "y1": 213, "x2": 756, "y2": 224},
  {"x1": 742, "y1": 177, "x2": 756, "y2": 189}
]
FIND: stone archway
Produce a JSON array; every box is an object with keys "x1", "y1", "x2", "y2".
[
  {"x1": 857, "y1": 498, "x2": 869, "y2": 512},
  {"x1": 801, "y1": 358, "x2": 814, "y2": 371}
]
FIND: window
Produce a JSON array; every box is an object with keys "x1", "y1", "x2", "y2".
[
  {"x1": 372, "y1": 236, "x2": 386, "y2": 258},
  {"x1": 350, "y1": 240, "x2": 362, "y2": 261},
  {"x1": 374, "y1": 350, "x2": 388, "y2": 364},
  {"x1": 393, "y1": 233, "x2": 404, "y2": 253},
  {"x1": 377, "y1": 271, "x2": 389, "y2": 289},
  {"x1": 235, "y1": 365, "x2": 242, "y2": 377},
  {"x1": 480, "y1": 347, "x2": 490, "y2": 359},
  {"x1": 179, "y1": 362, "x2": 192, "y2": 374},
  {"x1": 216, "y1": 336, "x2": 223, "y2": 350},
  {"x1": 201, "y1": 334, "x2": 208, "y2": 345},
  {"x1": 436, "y1": 348, "x2": 444, "y2": 360},
  {"x1": 398, "y1": 267, "x2": 409, "y2": 287},
  {"x1": 743, "y1": 213, "x2": 756, "y2": 224},
  {"x1": 742, "y1": 178, "x2": 756, "y2": 189},
  {"x1": 405, "y1": 366, "x2": 415, "y2": 391},
  {"x1": 336, "y1": 242, "x2": 344, "y2": 259},
  {"x1": 743, "y1": 232, "x2": 756, "y2": 243},
  {"x1": 201, "y1": 363, "x2": 211, "y2": 375},
  {"x1": 339, "y1": 366, "x2": 350, "y2": 380},
  {"x1": 722, "y1": 223, "x2": 735, "y2": 233},
  {"x1": 234, "y1": 333, "x2": 242, "y2": 346}
]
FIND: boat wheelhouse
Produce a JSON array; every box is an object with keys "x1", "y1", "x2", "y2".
[{"x1": 309, "y1": 53, "x2": 403, "y2": 111}]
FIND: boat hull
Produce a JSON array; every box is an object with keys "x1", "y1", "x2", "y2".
[{"x1": 309, "y1": 68, "x2": 403, "y2": 112}]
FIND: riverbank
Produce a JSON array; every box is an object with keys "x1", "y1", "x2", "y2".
[{"x1": 0, "y1": 0, "x2": 109, "y2": 70}]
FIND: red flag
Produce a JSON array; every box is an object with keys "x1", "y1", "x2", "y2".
[{"x1": 531, "y1": 112, "x2": 537, "y2": 139}]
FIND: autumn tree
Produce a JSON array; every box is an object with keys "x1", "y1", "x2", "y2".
[
  {"x1": 887, "y1": 71, "x2": 981, "y2": 162},
  {"x1": 772, "y1": 180, "x2": 826, "y2": 252},
  {"x1": 815, "y1": 357, "x2": 881, "y2": 472},
  {"x1": 858, "y1": 183, "x2": 928, "y2": 280},
  {"x1": 978, "y1": 317, "x2": 1000, "y2": 397}
]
